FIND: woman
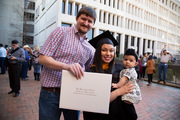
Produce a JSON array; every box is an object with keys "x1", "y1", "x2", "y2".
[
  {"x1": 141, "y1": 53, "x2": 148, "y2": 79},
  {"x1": 146, "y1": 55, "x2": 155, "y2": 86},
  {"x1": 31, "y1": 46, "x2": 41, "y2": 81},
  {"x1": 83, "y1": 31, "x2": 137, "y2": 120}
]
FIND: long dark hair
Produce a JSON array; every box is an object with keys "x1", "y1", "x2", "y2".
[{"x1": 93, "y1": 44, "x2": 115, "y2": 73}]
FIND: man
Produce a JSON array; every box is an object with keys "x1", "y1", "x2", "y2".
[
  {"x1": 38, "y1": 6, "x2": 96, "y2": 120},
  {"x1": 0, "y1": 44, "x2": 7, "y2": 74},
  {"x1": 7, "y1": 40, "x2": 25, "y2": 97},
  {"x1": 21, "y1": 45, "x2": 30, "y2": 80},
  {"x1": 158, "y1": 45, "x2": 173, "y2": 84}
]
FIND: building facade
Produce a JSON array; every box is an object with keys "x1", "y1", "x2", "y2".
[
  {"x1": 34, "y1": 0, "x2": 180, "y2": 57},
  {"x1": 23, "y1": 0, "x2": 36, "y2": 47},
  {"x1": 0, "y1": 0, "x2": 24, "y2": 46}
]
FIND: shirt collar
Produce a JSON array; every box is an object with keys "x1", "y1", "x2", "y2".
[{"x1": 73, "y1": 26, "x2": 88, "y2": 40}]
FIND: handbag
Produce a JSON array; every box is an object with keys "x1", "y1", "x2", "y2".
[{"x1": 153, "y1": 69, "x2": 156, "y2": 73}]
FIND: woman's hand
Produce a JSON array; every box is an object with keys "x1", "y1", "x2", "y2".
[
  {"x1": 124, "y1": 100, "x2": 132, "y2": 104},
  {"x1": 110, "y1": 82, "x2": 134, "y2": 102},
  {"x1": 116, "y1": 82, "x2": 134, "y2": 96}
]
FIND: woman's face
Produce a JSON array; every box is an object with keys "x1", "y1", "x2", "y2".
[{"x1": 101, "y1": 44, "x2": 115, "y2": 64}]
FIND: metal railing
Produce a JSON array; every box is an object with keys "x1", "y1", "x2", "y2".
[
  {"x1": 154, "y1": 63, "x2": 180, "y2": 84},
  {"x1": 115, "y1": 58, "x2": 180, "y2": 85}
]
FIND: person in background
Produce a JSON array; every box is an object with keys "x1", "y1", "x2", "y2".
[
  {"x1": 31, "y1": 46, "x2": 41, "y2": 81},
  {"x1": 158, "y1": 45, "x2": 173, "y2": 84},
  {"x1": 38, "y1": 6, "x2": 97, "y2": 120},
  {"x1": 141, "y1": 53, "x2": 148, "y2": 79},
  {"x1": 137, "y1": 56, "x2": 142, "y2": 81},
  {"x1": 83, "y1": 31, "x2": 137, "y2": 120},
  {"x1": 28, "y1": 47, "x2": 33, "y2": 70},
  {"x1": 146, "y1": 55, "x2": 155, "y2": 86},
  {"x1": 7, "y1": 40, "x2": 25, "y2": 97},
  {"x1": 21, "y1": 45, "x2": 30, "y2": 80},
  {"x1": 0, "y1": 44, "x2": 7, "y2": 74},
  {"x1": 4, "y1": 45, "x2": 9, "y2": 70}
]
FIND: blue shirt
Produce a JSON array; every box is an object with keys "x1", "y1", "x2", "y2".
[{"x1": 0, "y1": 47, "x2": 7, "y2": 57}]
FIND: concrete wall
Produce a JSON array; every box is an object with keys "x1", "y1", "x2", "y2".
[{"x1": 0, "y1": 0, "x2": 24, "y2": 46}]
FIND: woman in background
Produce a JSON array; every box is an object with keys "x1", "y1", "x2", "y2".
[
  {"x1": 141, "y1": 53, "x2": 148, "y2": 79},
  {"x1": 31, "y1": 46, "x2": 41, "y2": 81},
  {"x1": 146, "y1": 55, "x2": 155, "y2": 86}
]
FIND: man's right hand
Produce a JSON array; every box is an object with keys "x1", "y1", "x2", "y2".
[{"x1": 65, "y1": 63, "x2": 84, "y2": 79}]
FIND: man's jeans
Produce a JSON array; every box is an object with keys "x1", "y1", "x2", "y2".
[
  {"x1": 0, "y1": 57, "x2": 6, "y2": 74},
  {"x1": 39, "y1": 88, "x2": 80, "y2": 120},
  {"x1": 158, "y1": 62, "x2": 168, "y2": 82}
]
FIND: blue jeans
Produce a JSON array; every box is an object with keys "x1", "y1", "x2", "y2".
[
  {"x1": 39, "y1": 88, "x2": 80, "y2": 120},
  {"x1": 21, "y1": 62, "x2": 28, "y2": 79},
  {"x1": 158, "y1": 62, "x2": 168, "y2": 81},
  {"x1": 0, "y1": 57, "x2": 6, "y2": 74},
  {"x1": 32, "y1": 63, "x2": 41, "y2": 73}
]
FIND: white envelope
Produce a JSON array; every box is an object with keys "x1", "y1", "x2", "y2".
[{"x1": 59, "y1": 70, "x2": 112, "y2": 114}]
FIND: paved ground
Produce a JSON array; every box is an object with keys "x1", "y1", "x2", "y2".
[{"x1": 0, "y1": 70, "x2": 180, "y2": 120}]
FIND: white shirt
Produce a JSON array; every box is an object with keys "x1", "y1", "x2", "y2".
[{"x1": 0, "y1": 47, "x2": 7, "y2": 57}]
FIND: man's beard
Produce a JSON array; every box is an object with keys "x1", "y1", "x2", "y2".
[{"x1": 78, "y1": 25, "x2": 89, "y2": 34}]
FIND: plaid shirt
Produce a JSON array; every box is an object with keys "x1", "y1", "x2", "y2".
[{"x1": 40, "y1": 26, "x2": 95, "y2": 87}]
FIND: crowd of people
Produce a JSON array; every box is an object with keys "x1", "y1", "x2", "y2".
[
  {"x1": 0, "y1": 6, "x2": 175, "y2": 120},
  {"x1": 0, "y1": 40, "x2": 41, "y2": 97}
]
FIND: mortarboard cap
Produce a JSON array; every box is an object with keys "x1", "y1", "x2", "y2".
[{"x1": 89, "y1": 30, "x2": 119, "y2": 49}]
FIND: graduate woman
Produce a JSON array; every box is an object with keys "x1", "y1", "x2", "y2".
[{"x1": 83, "y1": 31, "x2": 137, "y2": 120}]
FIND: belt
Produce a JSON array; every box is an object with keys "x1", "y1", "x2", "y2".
[
  {"x1": 42, "y1": 87, "x2": 60, "y2": 93},
  {"x1": 161, "y1": 62, "x2": 167, "y2": 64}
]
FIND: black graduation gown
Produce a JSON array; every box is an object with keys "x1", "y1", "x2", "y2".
[{"x1": 83, "y1": 63, "x2": 137, "y2": 120}]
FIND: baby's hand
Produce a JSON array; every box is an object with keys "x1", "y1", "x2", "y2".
[{"x1": 112, "y1": 83, "x2": 118, "y2": 88}]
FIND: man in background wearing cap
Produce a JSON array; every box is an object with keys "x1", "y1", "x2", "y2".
[
  {"x1": 158, "y1": 45, "x2": 173, "y2": 84},
  {"x1": 38, "y1": 6, "x2": 96, "y2": 120},
  {"x1": 0, "y1": 43, "x2": 7, "y2": 74},
  {"x1": 21, "y1": 45, "x2": 30, "y2": 80},
  {"x1": 7, "y1": 40, "x2": 25, "y2": 97}
]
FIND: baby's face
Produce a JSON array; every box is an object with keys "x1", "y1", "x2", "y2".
[{"x1": 123, "y1": 55, "x2": 137, "y2": 69}]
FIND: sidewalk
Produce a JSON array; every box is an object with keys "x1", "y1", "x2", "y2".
[{"x1": 0, "y1": 70, "x2": 180, "y2": 120}]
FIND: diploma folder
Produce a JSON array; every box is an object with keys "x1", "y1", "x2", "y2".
[{"x1": 59, "y1": 70, "x2": 112, "y2": 114}]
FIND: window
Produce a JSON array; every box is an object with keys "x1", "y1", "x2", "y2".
[
  {"x1": 61, "y1": 23, "x2": 71, "y2": 27},
  {"x1": 137, "y1": 38, "x2": 140, "y2": 55},
  {"x1": 99, "y1": 30, "x2": 105, "y2": 34},
  {"x1": 87, "y1": 28, "x2": 94, "y2": 40},
  {"x1": 131, "y1": 36, "x2": 135, "y2": 46},
  {"x1": 62, "y1": 0, "x2": 65, "y2": 14},
  {"x1": 23, "y1": 36, "x2": 34, "y2": 44},
  {"x1": 75, "y1": 4, "x2": 78, "y2": 16},
  {"x1": 24, "y1": 1, "x2": 35, "y2": 10},
  {"x1": 104, "y1": 13, "x2": 106, "y2": 23},
  {"x1": 24, "y1": 12, "x2": 34, "y2": 21},
  {"x1": 116, "y1": 33, "x2": 121, "y2": 57},
  {"x1": 108, "y1": 14, "x2": 110, "y2": 24},
  {"x1": 148, "y1": 40, "x2": 150, "y2": 48},
  {"x1": 23, "y1": 24, "x2": 34, "y2": 33},
  {"x1": 68, "y1": 3, "x2": 72, "y2": 15},
  {"x1": 124, "y1": 35, "x2": 128, "y2": 53}
]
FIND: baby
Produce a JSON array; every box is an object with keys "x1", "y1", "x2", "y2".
[{"x1": 112, "y1": 49, "x2": 142, "y2": 104}]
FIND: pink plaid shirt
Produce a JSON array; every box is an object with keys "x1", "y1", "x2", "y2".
[{"x1": 40, "y1": 26, "x2": 95, "y2": 87}]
